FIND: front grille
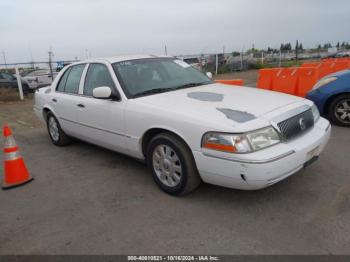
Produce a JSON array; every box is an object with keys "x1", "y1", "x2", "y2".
[{"x1": 277, "y1": 109, "x2": 314, "y2": 141}]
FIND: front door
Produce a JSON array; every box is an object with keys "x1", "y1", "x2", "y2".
[{"x1": 76, "y1": 63, "x2": 127, "y2": 152}]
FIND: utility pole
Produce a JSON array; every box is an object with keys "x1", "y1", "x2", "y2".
[
  {"x1": 2, "y1": 51, "x2": 7, "y2": 68},
  {"x1": 164, "y1": 44, "x2": 168, "y2": 56},
  {"x1": 279, "y1": 50, "x2": 282, "y2": 67},
  {"x1": 29, "y1": 46, "x2": 35, "y2": 69},
  {"x1": 48, "y1": 47, "x2": 54, "y2": 81}
]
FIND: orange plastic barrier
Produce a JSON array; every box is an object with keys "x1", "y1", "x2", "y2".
[
  {"x1": 301, "y1": 62, "x2": 320, "y2": 68},
  {"x1": 215, "y1": 79, "x2": 244, "y2": 86},
  {"x1": 317, "y1": 62, "x2": 335, "y2": 79},
  {"x1": 332, "y1": 61, "x2": 350, "y2": 73},
  {"x1": 257, "y1": 68, "x2": 280, "y2": 90},
  {"x1": 271, "y1": 68, "x2": 298, "y2": 95},
  {"x1": 295, "y1": 67, "x2": 319, "y2": 97},
  {"x1": 322, "y1": 58, "x2": 336, "y2": 63},
  {"x1": 337, "y1": 58, "x2": 350, "y2": 62}
]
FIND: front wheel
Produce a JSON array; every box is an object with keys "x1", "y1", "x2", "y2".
[
  {"x1": 147, "y1": 133, "x2": 201, "y2": 196},
  {"x1": 328, "y1": 94, "x2": 350, "y2": 127},
  {"x1": 46, "y1": 112, "x2": 72, "y2": 146}
]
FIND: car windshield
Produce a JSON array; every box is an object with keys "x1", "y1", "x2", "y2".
[{"x1": 112, "y1": 58, "x2": 212, "y2": 98}]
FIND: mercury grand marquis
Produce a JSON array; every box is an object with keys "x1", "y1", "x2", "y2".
[{"x1": 34, "y1": 55, "x2": 331, "y2": 195}]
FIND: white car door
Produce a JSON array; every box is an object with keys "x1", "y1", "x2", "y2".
[
  {"x1": 51, "y1": 64, "x2": 87, "y2": 137},
  {"x1": 76, "y1": 63, "x2": 127, "y2": 152}
]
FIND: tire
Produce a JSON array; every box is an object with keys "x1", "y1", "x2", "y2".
[
  {"x1": 328, "y1": 94, "x2": 350, "y2": 127},
  {"x1": 46, "y1": 112, "x2": 72, "y2": 146},
  {"x1": 22, "y1": 84, "x2": 30, "y2": 95},
  {"x1": 146, "y1": 132, "x2": 201, "y2": 196}
]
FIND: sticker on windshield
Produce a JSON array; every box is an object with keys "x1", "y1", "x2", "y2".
[
  {"x1": 174, "y1": 60, "x2": 190, "y2": 68},
  {"x1": 118, "y1": 61, "x2": 133, "y2": 66}
]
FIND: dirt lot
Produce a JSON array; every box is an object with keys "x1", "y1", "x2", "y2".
[{"x1": 0, "y1": 72, "x2": 350, "y2": 255}]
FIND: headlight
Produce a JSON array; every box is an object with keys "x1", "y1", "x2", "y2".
[
  {"x1": 202, "y1": 127, "x2": 280, "y2": 154},
  {"x1": 311, "y1": 104, "x2": 320, "y2": 122},
  {"x1": 312, "y1": 77, "x2": 337, "y2": 90}
]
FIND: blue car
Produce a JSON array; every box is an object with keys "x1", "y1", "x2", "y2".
[{"x1": 306, "y1": 69, "x2": 350, "y2": 127}]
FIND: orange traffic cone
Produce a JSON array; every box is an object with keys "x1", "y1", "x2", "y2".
[{"x1": 2, "y1": 124, "x2": 33, "y2": 189}]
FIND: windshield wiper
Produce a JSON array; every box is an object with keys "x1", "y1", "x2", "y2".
[
  {"x1": 131, "y1": 82, "x2": 210, "y2": 98},
  {"x1": 132, "y1": 87, "x2": 175, "y2": 98},
  {"x1": 172, "y1": 82, "x2": 209, "y2": 90}
]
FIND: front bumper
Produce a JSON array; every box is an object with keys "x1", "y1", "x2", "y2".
[{"x1": 193, "y1": 117, "x2": 331, "y2": 190}]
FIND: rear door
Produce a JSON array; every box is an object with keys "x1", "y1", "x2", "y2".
[
  {"x1": 76, "y1": 63, "x2": 127, "y2": 152},
  {"x1": 51, "y1": 64, "x2": 87, "y2": 136}
]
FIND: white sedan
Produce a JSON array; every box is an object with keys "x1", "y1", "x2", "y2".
[{"x1": 34, "y1": 55, "x2": 331, "y2": 195}]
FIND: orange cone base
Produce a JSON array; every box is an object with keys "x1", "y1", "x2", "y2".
[
  {"x1": 2, "y1": 176, "x2": 33, "y2": 190},
  {"x1": 2, "y1": 158, "x2": 33, "y2": 189}
]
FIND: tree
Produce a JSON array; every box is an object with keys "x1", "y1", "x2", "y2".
[
  {"x1": 336, "y1": 42, "x2": 340, "y2": 48},
  {"x1": 323, "y1": 42, "x2": 332, "y2": 49},
  {"x1": 299, "y1": 43, "x2": 303, "y2": 50}
]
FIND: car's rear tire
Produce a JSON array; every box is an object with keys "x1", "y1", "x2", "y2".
[
  {"x1": 46, "y1": 112, "x2": 72, "y2": 146},
  {"x1": 328, "y1": 94, "x2": 350, "y2": 127},
  {"x1": 146, "y1": 132, "x2": 201, "y2": 196}
]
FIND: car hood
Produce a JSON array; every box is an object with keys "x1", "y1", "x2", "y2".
[{"x1": 133, "y1": 83, "x2": 306, "y2": 128}]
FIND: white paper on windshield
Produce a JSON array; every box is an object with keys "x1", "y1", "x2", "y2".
[{"x1": 174, "y1": 60, "x2": 191, "y2": 68}]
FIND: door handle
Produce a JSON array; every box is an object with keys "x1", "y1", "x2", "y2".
[
  {"x1": 52, "y1": 98, "x2": 57, "y2": 103},
  {"x1": 77, "y1": 104, "x2": 85, "y2": 108}
]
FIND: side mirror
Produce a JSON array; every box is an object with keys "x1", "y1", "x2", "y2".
[
  {"x1": 92, "y1": 86, "x2": 121, "y2": 100},
  {"x1": 93, "y1": 86, "x2": 112, "y2": 99},
  {"x1": 206, "y1": 72, "x2": 213, "y2": 79}
]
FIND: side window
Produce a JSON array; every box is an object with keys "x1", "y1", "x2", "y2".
[
  {"x1": 84, "y1": 64, "x2": 115, "y2": 96},
  {"x1": 64, "y1": 64, "x2": 85, "y2": 94},
  {"x1": 1, "y1": 72, "x2": 14, "y2": 80},
  {"x1": 56, "y1": 68, "x2": 71, "y2": 92}
]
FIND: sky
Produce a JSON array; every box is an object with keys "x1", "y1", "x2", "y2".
[{"x1": 1, "y1": 0, "x2": 350, "y2": 63}]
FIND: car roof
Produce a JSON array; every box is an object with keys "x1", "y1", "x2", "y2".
[{"x1": 76, "y1": 54, "x2": 172, "y2": 64}]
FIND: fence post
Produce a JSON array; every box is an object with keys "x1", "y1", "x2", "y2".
[
  {"x1": 240, "y1": 52, "x2": 243, "y2": 70},
  {"x1": 279, "y1": 51, "x2": 282, "y2": 67},
  {"x1": 15, "y1": 66, "x2": 24, "y2": 101}
]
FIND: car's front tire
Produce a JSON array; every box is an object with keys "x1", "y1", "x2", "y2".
[
  {"x1": 328, "y1": 94, "x2": 350, "y2": 127},
  {"x1": 46, "y1": 112, "x2": 72, "y2": 146},
  {"x1": 147, "y1": 132, "x2": 201, "y2": 196}
]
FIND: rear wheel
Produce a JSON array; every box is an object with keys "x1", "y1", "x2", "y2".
[
  {"x1": 328, "y1": 94, "x2": 350, "y2": 127},
  {"x1": 46, "y1": 112, "x2": 72, "y2": 146},
  {"x1": 147, "y1": 132, "x2": 201, "y2": 196}
]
